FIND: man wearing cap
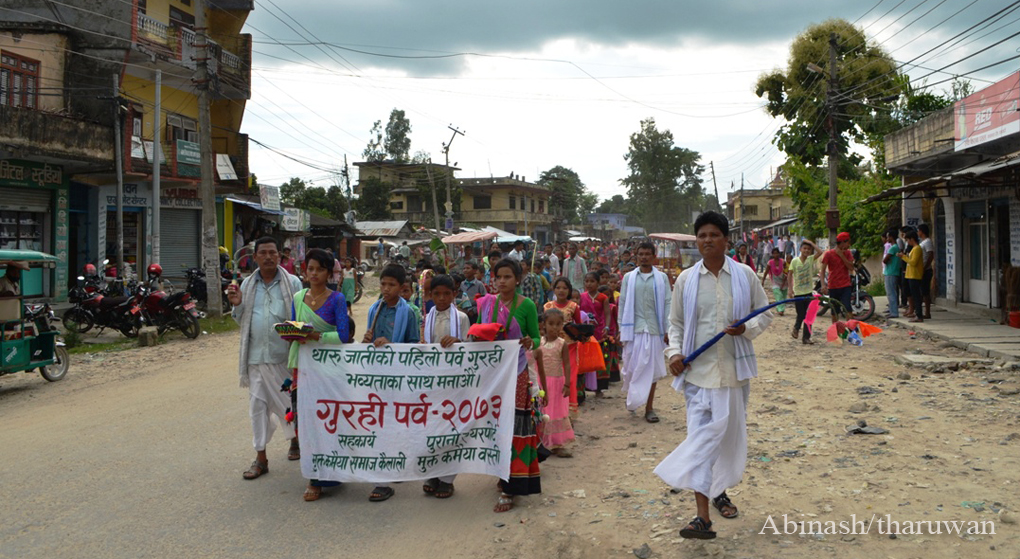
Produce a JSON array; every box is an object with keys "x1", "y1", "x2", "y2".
[
  {"x1": 0, "y1": 261, "x2": 28, "y2": 297},
  {"x1": 819, "y1": 232, "x2": 855, "y2": 323}
]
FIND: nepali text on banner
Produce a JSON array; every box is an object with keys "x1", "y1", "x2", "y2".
[{"x1": 297, "y1": 341, "x2": 519, "y2": 483}]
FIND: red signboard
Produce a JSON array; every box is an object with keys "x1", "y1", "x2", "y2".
[{"x1": 954, "y1": 71, "x2": 1019, "y2": 151}]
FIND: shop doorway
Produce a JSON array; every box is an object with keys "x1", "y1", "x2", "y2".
[{"x1": 962, "y1": 201, "x2": 989, "y2": 306}]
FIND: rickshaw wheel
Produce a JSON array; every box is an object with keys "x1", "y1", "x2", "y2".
[{"x1": 41, "y1": 346, "x2": 70, "y2": 382}]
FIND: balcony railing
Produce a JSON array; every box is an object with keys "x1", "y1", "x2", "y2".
[
  {"x1": 136, "y1": 12, "x2": 175, "y2": 54},
  {"x1": 134, "y1": 12, "x2": 248, "y2": 96}
]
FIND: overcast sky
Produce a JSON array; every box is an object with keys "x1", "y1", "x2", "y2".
[{"x1": 241, "y1": 0, "x2": 1020, "y2": 206}]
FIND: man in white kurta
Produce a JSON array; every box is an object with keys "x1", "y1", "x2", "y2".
[
  {"x1": 618, "y1": 242, "x2": 671, "y2": 422},
  {"x1": 655, "y1": 212, "x2": 772, "y2": 540},
  {"x1": 228, "y1": 237, "x2": 302, "y2": 480}
]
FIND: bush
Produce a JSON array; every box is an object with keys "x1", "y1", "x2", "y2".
[
  {"x1": 866, "y1": 280, "x2": 886, "y2": 297},
  {"x1": 62, "y1": 322, "x2": 83, "y2": 349}
]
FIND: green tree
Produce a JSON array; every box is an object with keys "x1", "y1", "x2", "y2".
[
  {"x1": 363, "y1": 120, "x2": 385, "y2": 161},
  {"x1": 597, "y1": 194, "x2": 630, "y2": 214},
  {"x1": 754, "y1": 19, "x2": 903, "y2": 174},
  {"x1": 538, "y1": 165, "x2": 594, "y2": 224},
  {"x1": 355, "y1": 176, "x2": 393, "y2": 220},
  {"x1": 384, "y1": 109, "x2": 412, "y2": 163},
  {"x1": 621, "y1": 118, "x2": 705, "y2": 233}
]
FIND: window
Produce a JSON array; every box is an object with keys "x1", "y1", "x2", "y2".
[
  {"x1": 390, "y1": 201, "x2": 404, "y2": 210},
  {"x1": 167, "y1": 113, "x2": 198, "y2": 143},
  {"x1": 133, "y1": 115, "x2": 143, "y2": 137},
  {"x1": 169, "y1": 7, "x2": 196, "y2": 29},
  {"x1": 473, "y1": 195, "x2": 491, "y2": 210},
  {"x1": 508, "y1": 195, "x2": 516, "y2": 210},
  {"x1": 1, "y1": 52, "x2": 40, "y2": 109},
  {"x1": 743, "y1": 205, "x2": 758, "y2": 217},
  {"x1": 539, "y1": 200, "x2": 544, "y2": 213},
  {"x1": 531, "y1": 199, "x2": 535, "y2": 213},
  {"x1": 406, "y1": 195, "x2": 422, "y2": 212}
]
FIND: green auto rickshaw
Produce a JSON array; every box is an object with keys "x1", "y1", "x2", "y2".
[{"x1": 0, "y1": 250, "x2": 69, "y2": 382}]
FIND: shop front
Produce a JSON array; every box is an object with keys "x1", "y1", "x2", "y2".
[
  {"x1": 96, "y1": 182, "x2": 152, "y2": 280},
  {"x1": 160, "y1": 186, "x2": 203, "y2": 279},
  {"x1": 0, "y1": 159, "x2": 70, "y2": 300}
]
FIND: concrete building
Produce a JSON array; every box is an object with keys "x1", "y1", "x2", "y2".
[
  {"x1": 725, "y1": 170, "x2": 795, "y2": 242},
  {"x1": 1, "y1": 0, "x2": 252, "y2": 295},
  {"x1": 876, "y1": 71, "x2": 1019, "y2": 313}
]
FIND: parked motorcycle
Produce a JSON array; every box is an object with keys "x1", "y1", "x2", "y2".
[
  {"x1": 63, "y1": 276, "x2": 143, "y2": 338},
  {"x1": 817, "y1": 254, "x2": 875, "y2": 322},
  {"x1": 182, "y1": 265, "x2": 231, "y2": 313},
  {"x1": 134, "y1": 264, "x2": 200, "y2": 339}
]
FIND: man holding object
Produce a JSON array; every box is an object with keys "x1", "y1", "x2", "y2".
[{"x1": 655, "y1": 211, "x2": 772, "y2": 540}]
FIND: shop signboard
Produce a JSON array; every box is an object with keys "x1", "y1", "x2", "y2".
[
  {"x1": 0, "y1": 159, "x2": 65, "y2": 189},
  {"x1": 955, "y1": 71, "x2": 1019, "y2": 152},
  {"x1": 176, "y1": 140, "x2": 201, "y2": 165}
]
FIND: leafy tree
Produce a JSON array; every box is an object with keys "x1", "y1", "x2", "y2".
[
  {"x1": 621, "y1": 118, "x2": 705, "y2": 233},
  {"x1": 279, "y1": 177, "x2": 307, "y2": 204},
  {"x1": 597, "y1": 194, "x2": 630, "y2": 214},
  {"x1": 355, "y1": 176, "x2": 393, "y2": 220},
  {"x1": 538, "y1": 165, "x2": 594, "y2": 224},
  {"x1": 363, "y1": 120, "x2": 385, "y2": 161},
  {"x1": 384, "y1": 109, "x2": 412, "y2": 163},
  {"x1": 754, "y1": 19, "x2": 903, "y2": 174}
]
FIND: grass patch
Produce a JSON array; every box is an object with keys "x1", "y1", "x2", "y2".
[
  {"x1": 866, "y1": 281, "x2": 886, "y2": 297},
  {"x1": 200, "y1": 314, "x2": 239, "y2": 335},
  {"x1": 69, "y1": 339, "x2": 135, "y2": 355}
]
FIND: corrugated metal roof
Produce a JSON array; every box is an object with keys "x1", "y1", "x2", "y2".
[{"x1": 356, "y1": 220, "x2": 409, "y2": 237}]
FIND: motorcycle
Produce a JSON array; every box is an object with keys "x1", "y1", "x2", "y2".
[
  {"x1": 183, "y1": 265, "x2": 231, "y2": 313},
  {"x1": 134, "y1": 264, "x2": 200, "y2": 339},
  {"x1": 63, "y1": 276, "x2": 143, "y2": 338},
  {"x1": 817, "y1": 257, "x2": 876, "y2": 322}
]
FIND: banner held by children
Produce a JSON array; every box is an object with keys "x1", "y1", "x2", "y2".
[{"x1": 297, "y1": 341, "x2": 519, "y2": 483}]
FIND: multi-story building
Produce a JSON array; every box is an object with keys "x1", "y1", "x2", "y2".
[
  {"x1": 354, "y1": 161, "x2": 555, "y2": 245},
  {"x1": 725, "y1": 171, "x2": 795, "y2": 241},
  {"x1": 1, "y1": 0, "x2": 251, "y2": 296}
]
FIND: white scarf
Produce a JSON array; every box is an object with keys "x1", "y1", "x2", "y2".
[
  {"x1": 236, "y1": 266, "x2": 297, "y2": 388},
  {"x1": 424, "y1": 306, "x2": 463, "y2": 343},
  {"x1": 619, "y1": 267, "x2": 668, "y2": 342},
  {"x1": 681, "y1": 259, "x2": 758, "y2": 382}
]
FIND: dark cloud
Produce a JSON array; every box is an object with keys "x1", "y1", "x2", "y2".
[{"x1": 247, "y1": 0, "x2": 864, "y2": 74}]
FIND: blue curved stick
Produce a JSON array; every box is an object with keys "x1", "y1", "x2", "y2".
[{"x1": 681, "y1": 296, "x2": 831, "y2": 367}]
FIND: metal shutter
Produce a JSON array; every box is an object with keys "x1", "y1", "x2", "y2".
[
  {"x1": 0, "y1": 187, "x2": 51, "y2": 211},
  {"x1": 159, "y1": 208, "x2": 200, "y2": 279}
]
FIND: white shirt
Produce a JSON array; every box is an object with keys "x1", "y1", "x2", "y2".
[
  {"x1": 919, "y1": 238, "x2": 934, "y2": 269},
  {"x1": 619, "y1": 269, "x2": 671, "y2": 336},
  {"x1": 546, "y1": 253, "x2": 559, "y2": 276},
  {"x1": 665, "y1": 260, "x2": 771, "y2": 389},
  {"x1": 508, "y1": 249, "x2": 524, "y2": 262},
  {"x1": 425, "y1": 307, "x2": 471, "y2": 343}
]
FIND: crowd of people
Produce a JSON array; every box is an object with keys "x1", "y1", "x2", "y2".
[{"x1": 225, "y1": 212, "x2": 932, "y2": 539}]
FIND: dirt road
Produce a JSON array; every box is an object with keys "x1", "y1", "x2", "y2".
[{"x1": 1, "y1": 300, "x2": 1018, "y2": 558}]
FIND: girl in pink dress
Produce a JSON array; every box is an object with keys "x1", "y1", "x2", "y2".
[
  {"x1": 579, "y1": 272, "x2": 611, "y2": 395},
  {"x1": 536, "y1": 310, "x2": 574, "y2": 457}
]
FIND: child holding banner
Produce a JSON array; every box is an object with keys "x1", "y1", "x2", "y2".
[
  {"x1": 535, "y1": 309, "x2": 574, "y2": 458},
  {"x1": 421, "y1": 274, "x2": 472, "y2": 499},
  {"x1": 474, "y1": 258, "x2": 541, "y2": 513},
  {"x1": 284, "y1": 249, "x2": 350, "y2": 502},
  {"x1": 362, "y1": 264, "x2": 419, "y2": 502}
]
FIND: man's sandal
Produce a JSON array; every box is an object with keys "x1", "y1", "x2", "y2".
[
  {"x1": 288, "y1": 439, "x2": 301, "y2": 461},
  {"x1": 422, "y1": 478, "x2": 440, "y2": 495},
  {"x1": 645, "y1": 410, "x2": 660, "y2": 423},
  {"x1": 369, "y1": 486, "x2": 395, "y2": 502},
  {"x1": 303, "y1": 486, "x2": 322, "y2": 502},
  {"x1": 242, "y1": 460, "x2": 268, "y2": 480},
  {"x1": 434, "y1": 481, "x2": 455, "y2": 499},
  {"x1": 713, "y1": 492, "x2": 739, "y2": 518},
  {"x1": 494, "y1": 494, "x2": 514, "y2": 513},
  {"x1": 679, "y1": 516, "x2": 715, "y2": 539}
]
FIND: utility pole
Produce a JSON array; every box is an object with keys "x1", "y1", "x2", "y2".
[
  {"x1": 442, "y1": 125, "x2": 464, "y2": 231},
  {"x1": 740, "y1": 173, "x2": 745, "y2": 242},
  {"x1": 710, "y1": 161, "x2": 720, "y2": 211},
  {"x1": 425, "y1": 162, "x2": 441, "y2": 235},
  {"x1": 825, "y1": 32, "x2": 840, "y2": 248},
  {"x1": 152, "y1": 69, "x2": 161, "y2": 267},
  {"x1": 112, "y1": 74, "x2": 125, "y2": 281},
  {"x1": 195, "y1": 0, "x2": 221, "y2": 317}
]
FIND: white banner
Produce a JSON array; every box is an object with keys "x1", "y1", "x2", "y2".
[{"x1": 297, "y1": 341, "x2": 519, "y2": 483}]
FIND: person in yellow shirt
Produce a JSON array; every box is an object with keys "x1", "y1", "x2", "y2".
[{"x1": 899, "y1": 230, "x2": 924, "y2": 323}]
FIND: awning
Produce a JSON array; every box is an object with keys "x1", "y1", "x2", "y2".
[
  {"x1": 482, "y1": 226, "x2": 516, "y2": 237},
  {"x1": 752, "y1": 216, "x2": 798, "y2": 232},
  {"x1": 497, "y1": 235, "x2": 532, "y2": 244},
  {"x1": 227, "y1": 196, "x2": 285, "y2": 215},
  {"x1": 649, "y1": 233, "x2": 696, "y2": 243},
  {"x1": 867, "y1": 149, "x2": 1020, "y2": 203},
  {"x1": 442, "y1": 231, "x2": 498, "y2": 244}
]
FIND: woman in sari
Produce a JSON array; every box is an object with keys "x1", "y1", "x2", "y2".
[
  {"x1": 286, "y1": 248, "x2": 350, "y2": 502},
  {"x1": 474, "y1": 258, "x2": 541, "y2": 513}
]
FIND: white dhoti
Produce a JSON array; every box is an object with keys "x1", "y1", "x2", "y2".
[
  {"x1": 620, "y1": 333, "x2": 668, "y2": 411},
  {"x1": 653, "y1": 382, "x2": 749, "y2": 499},
  {"x1": 248, "y1": 363, "x2": 294, "y2": 451}
]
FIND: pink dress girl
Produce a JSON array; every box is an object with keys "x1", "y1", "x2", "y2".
[{"x1": 538, "y1": 336, "x2": 574, "y2": 450}]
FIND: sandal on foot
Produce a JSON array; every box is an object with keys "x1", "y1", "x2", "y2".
[
  {"x1": 422, "y1": 478, "x2": 439, "y2": 495},
  {"x1": 369, "y1": 486, "x2": 395, "y2": 502},
  {"x1": 434, "y1": 481, "x2": 455, "y2": 499},
  {"x1": 242, "y1": 460, "x2": 268, "y2": 480},
  {"x1": 554, "y1": 448, "x2": 574, "y2": 458},
  {"x1": 494, "y1": 494, "x2": 514, "y2": 513},
  {"x1": 303, "y1": 486, "x2": 322, "y2": 502},
  {"x1": 679, "y1": 516, "x2": 715, "y2": 539},
  {"x1": 713, "y1": 492, "x2": 739, "y2": 518},
  {"x1": 288, "y1": 439, "x2": 301, "y2": 461},
  {"x1": 644, "y1": 410, "x2": 660, "y2": 423}
]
